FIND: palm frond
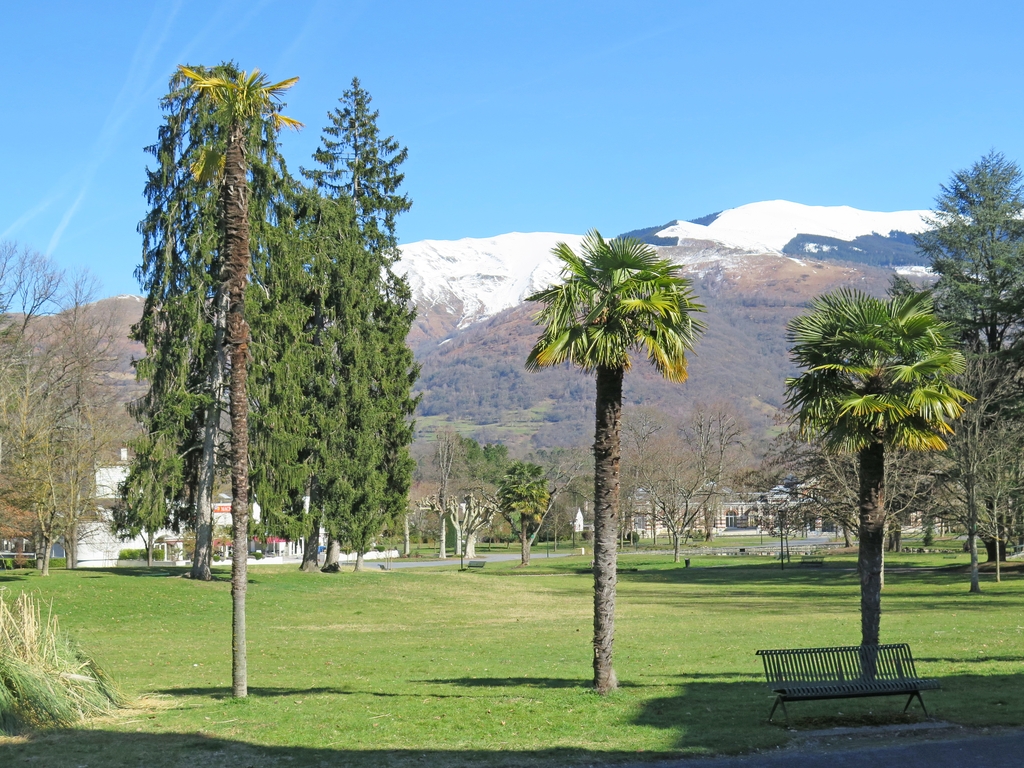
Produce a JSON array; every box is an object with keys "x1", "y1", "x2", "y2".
[{"x1": 785, "y1": 287, "x2": 973, "y2": 455}]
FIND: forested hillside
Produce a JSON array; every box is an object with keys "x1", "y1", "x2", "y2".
[{"x1": 412, "y1": 253, "x2": 896, "y2": 449}]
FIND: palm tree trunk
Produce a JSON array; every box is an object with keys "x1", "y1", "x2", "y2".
[
  {"x1": 592, "y1": 365, "x2": 622, "y2": 694},
  {"x1": 520, "y1": 527, "x2": 530, "y2": 566},
  {"x1": 222, "y1": 120, "x2": 251, "y2": 699},
  {"x1": 192, "y1": 289, "x2": 226, "y2": 581},
  {"x1": 858, "y1": 442, "x2": 885, "y2": 646}
]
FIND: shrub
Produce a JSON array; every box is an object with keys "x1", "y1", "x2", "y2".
[
  {"x1": 117, "y1": 549, "x2": 165, "y2": 562},
  {"x1": 922, "y1": 521, "x2": 935, "y2": 547},
  {"x1": 0, "y1": 591, "x2": 123, "y2": 734},
  {"x1": 252, "y1": 552, "x2": 264, "y2": 560}
]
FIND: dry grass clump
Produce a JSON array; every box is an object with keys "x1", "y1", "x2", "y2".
[{"x1": 0, "y1": 589, "x2": 123, "y2": 734}]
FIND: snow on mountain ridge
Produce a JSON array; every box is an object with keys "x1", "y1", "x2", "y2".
[
  {"x1": 396, "y1": 201, "x2": 933, "y2": 328},
  {"x1": 657, "y1": 200, "x2": 931, "y2": 253},
  {"x1": 398, "y1": 232, "x2": 584, "y2": 327}
]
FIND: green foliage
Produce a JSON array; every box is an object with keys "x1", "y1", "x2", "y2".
[
  {"x1": 303, "y1": 77, "x2": 411, "y2": 256},
  {"x1": 497, "y1": 461, "x2": 550, "y2": 536},
  {"x1": 785, "y1": 289, "x2": 973, "y2": 454},
  {"x1": 526, "y1": 231, "x2": 705, "y2": 380},
  {"x1": 0, "y1": 591, "x2": 122, "y2": 734},
  {"x1": 117, "y1": 549, "x2": 164, "y2": 562},
  {"x1": 125, "y1": 62, "x2": 292, "y2": 536},
  {"x1": 916, "y1": 151, "x2": 1024, "y2": 358},
  {"x1": 4, "y1": 559, "x2": 65, "y2": 570},
  {"x1": 250, "y1": 79, "x2": 417, "y2": 559},
  {"x1": 922, "y1": 520, "x2": 936, "y2": 547},
  {"x1": 460, "y1": 437, "x2": 508, "y2": 486}
]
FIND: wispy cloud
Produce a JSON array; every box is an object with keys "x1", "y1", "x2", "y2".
[
  {"x1": 46, "y1": 1, "x2": 183, "y2": 255},
  {"x1": 1, "y1": 188, "x2": 65, "y2": 241}
]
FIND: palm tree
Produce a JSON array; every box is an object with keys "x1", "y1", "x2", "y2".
[
  {"x1": 497, "y1": 461, "x2": 550, "y2": 566},
  {"x1": 179, "y1": 65, "x2": 301, "y2": 697},
  {"x1": 785, "y1": 289, "x2": 972, "y2": 646},
  {"x1": 526, "y1": 231, "x2": 704, "y2": 694}
]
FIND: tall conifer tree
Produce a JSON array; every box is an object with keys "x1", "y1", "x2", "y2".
[{"x1": 300, "y1": 78, "x2": 418, "y2": 569}]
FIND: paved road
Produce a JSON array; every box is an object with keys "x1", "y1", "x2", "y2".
[{"x1": 625, "y1": 728, "x2": 1022, "y2": 768}]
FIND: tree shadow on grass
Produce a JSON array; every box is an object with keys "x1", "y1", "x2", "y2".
[
  {"x1": 3, "y1": 732, "x2": 678, "y2": 768},
  {"x1": 149, "y1": 685, "x2": 356, "y2": 699},
  {"x1": 632, "y1": 671, "x2": 1024, "y2": 747},
  {"x1": 5, "y1": 674, "x2": 1022, "y2": 767},
  {"x1": 82, "y1": 567, "x2": 247, "y2": 583},
  {"x1": 151, "y1": 686, "x2": 483, "y2": 701},
  {"x1": 424, "y1": 676, "x2": 652, "y2": 690}
]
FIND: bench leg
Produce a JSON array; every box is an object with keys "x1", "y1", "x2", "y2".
[
  {"x1": 767, "y1": 696, "x2": 787, "y2": 724},
  {"x1": 903, "y1": 692, "x2": 928, "y2": 717},
  {"x1": 905, "y1": 696, "x2": 929, "y2": 720}
]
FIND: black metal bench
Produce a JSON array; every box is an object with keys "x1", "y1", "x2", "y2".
[
  {"x1": 756, "y1": 644, "x2": 939, "y2": 722},
  {"x1": 467, "y1": 560, "x2": 486, "y2": 569}
]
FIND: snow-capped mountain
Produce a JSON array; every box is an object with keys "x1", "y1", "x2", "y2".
[
  {"x1": 398, "y1": 232, "x2": 585, "y2": 328},
  {"x1": 653, "y1": 200, "x2": 931, "y2": 253},
  {"x1": 396, "y1": 200, "x2": 932, "y2": 329}
]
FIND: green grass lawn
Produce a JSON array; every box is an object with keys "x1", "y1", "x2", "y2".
[{"x1": 1, "y1": 552, "x2": 1021, "y2": 767}]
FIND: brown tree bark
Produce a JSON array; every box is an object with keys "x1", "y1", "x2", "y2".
[
  {"x1": 858, "y1": 442, "x2": 885, "y2": 646},
  {"x1": 323, "y1": 537, "x2": 341, "y2": 570},
  {"x1": 299, "y1": 513, "x2": 321, "y2": 573},
  {"x1": 519, "y1": 526, "x2": 531, "y2": 566},
  {"x1": 592, "y1": 365, "x2": 622, "y2": 694},
  {"x1": 222, "y1": 120, "x2": 252, "y2": 698},
  {"x1": 192, "y1": 289, "x2": 226, "y2": 581},
  {"x1": 39, "y1": 533, "x2": 52, "y2": 576}
]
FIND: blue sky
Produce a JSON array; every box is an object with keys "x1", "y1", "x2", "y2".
[{"x1": 2, "y1": 0, "x2": 1023, "y2": 296}]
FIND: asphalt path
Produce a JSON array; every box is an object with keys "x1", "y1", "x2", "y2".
[{"x1": 624, "y1": 728, "x2": 1022, "y2": 768}]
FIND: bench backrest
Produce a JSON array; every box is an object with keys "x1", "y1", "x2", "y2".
[{"x1": 756, "y1": 644, "x2": 919, "y2": 684}]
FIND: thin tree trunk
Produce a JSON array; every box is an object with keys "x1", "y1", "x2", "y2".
[
  {"x1": 438, "y1": 512, "x2": 447, "y2": 559},
  {"x1": 592, "y1": 365, "x2": 622, "y2": 694},
  {"x1": 147, "y1": 529, "x2": 155, "y2": 568},
  {"x1": 354, "y1": 550, "x2": 365, "y2": 572},
  {"x1": 858, "y1": 442, "x2": 885, "y2": 646},
  {"x1": 968, "y1": 484, "x2": 981, "y2": 593},
  {"x1": 968, "y1": 530, "x2": 981, "y2": 593},
  {"x1": 223, "y1": 120, "x2": 251, "y2": 699},
  {"x1": 192, "y1": 289, "x2": 226, "y2": 582},
  {"x1": 673, "y1": 532, "x2": 680, "y2": 563},
  {"x1": 40, "y1": 533, "x2": 52, "y2": 576},
  {"x1": 403, "y1": 514, "x2": 411, "y2": 557},
  {"x1": 66, "y1": 523, "x2": 78, "y2": 569}
]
